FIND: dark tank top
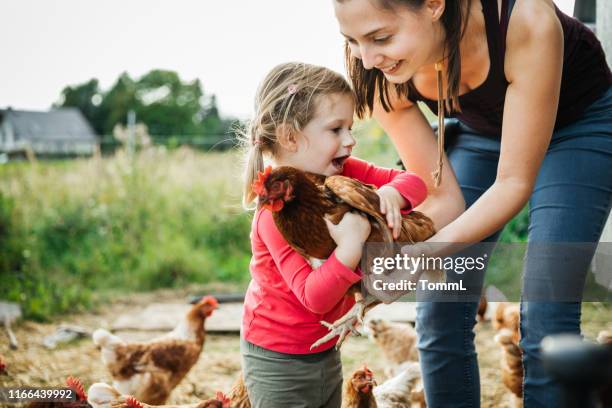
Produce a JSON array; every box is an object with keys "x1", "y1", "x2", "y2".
[{"x1": 408, "y1": 0, "x2": 612, "y2": 136}]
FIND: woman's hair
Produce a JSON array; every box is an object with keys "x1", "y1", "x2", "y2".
[
  {"x1": 341, "y1": 0, "x2": 471, "y2": 118},
  {"x1": 238, "y1": 62, "x2": 353, "y2": 208}
]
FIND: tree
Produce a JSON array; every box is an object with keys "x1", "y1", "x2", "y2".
[
  {"x1": 133, "y1": 70, "x2": 203, "y2": 136},
  {"x1": 54, "y1": 69, "x2": 238, "y2": 147},
  {"x1": 54, "y1": 79, "x2": 105, "y2": 134},
  {"x1": 100, "y1": 72, "x2": 140, "y2": 135}
]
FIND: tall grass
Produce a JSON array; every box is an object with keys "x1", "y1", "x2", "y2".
[{"x1": 0, "y1": 147, "x2": 252, "y2": 320}]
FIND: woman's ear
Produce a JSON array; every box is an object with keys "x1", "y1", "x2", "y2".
[
  {"x1": 276, "y1": 124, "x2": 299, "y2": 152},
  {"x1": 425, "y1": 0, "x2": 445, "y2": 21}
]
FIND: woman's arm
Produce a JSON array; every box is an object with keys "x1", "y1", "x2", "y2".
[
  {"x1": 428, "y1": 1, "x2": 563, "y2": 245},
  {"x1": 374, "y1": 95, "x2": 465, "y2": 232}
]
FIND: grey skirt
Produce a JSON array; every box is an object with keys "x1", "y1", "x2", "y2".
[{"x1": 240, "y1": 337, "x2": 343, "y2": 408}]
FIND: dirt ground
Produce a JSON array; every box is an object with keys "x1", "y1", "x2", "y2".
[{"x1": 1, "y1": 287, "x2": 609, "y2": 408}]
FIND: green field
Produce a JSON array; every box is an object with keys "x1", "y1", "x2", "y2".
[{"x1": 0, "y1": 147, "x2": 252, "y2": 320}]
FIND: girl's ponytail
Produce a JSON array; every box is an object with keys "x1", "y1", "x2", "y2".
[{"x1": 240, "y1": 121, "x2": 265, "y2": 209}]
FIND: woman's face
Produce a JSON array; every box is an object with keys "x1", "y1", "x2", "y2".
[{"x1": 334, "y1": 0, "x2": 444, "y2": 83}]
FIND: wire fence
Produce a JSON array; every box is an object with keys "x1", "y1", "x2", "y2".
[
  {"x1": 99, "y1": 134, "x2": 238, "y2": 153},
  {"x1": 0, "y1": 133, "x2": 239, "y2": 162}
]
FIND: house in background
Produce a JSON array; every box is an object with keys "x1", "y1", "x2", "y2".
[{"x1": 0, "y1": 108, "x2": 98, "y2": 157}]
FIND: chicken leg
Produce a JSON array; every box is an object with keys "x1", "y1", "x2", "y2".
[{"x1": 310, "y1": 294, "x2": 378, "y2": 350}]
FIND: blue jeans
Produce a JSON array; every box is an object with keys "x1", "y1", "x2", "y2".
[{"x1": 415, "y1": 87, "x2": 612, "y2": 407}]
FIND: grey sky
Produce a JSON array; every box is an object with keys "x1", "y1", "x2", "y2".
[{"x1": 1, "y1": 0, "x2": 575, "y2": 119}]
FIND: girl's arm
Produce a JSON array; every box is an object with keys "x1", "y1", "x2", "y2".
[
  {"x1": 343, "y1": 156, "x2": 429, "y2": 238},
  {"x1": 429, "y1": 1, "x2": 563, "y2": 245},
  {"x1": 343, "y1": 156, "x2": 428, "y2": 211},
  {"x1": 256, "y1": 210, "x2": 364, "y2": 315}
]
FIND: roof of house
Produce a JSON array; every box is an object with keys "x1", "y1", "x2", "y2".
[{"x1": 0, "y1": 108, "x2": 97, "y2": 141}]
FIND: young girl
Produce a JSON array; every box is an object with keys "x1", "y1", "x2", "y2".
[{"x1": 239, "y1": 62, "x2": 428, "y2": 408}]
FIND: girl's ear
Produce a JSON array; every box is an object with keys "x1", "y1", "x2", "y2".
[
  {"x1": 425, "y1": 0, "x2": 445, "y2": 21},
  {"x1": 276, "y1": 124, "x2": 299, "y2": 152}
]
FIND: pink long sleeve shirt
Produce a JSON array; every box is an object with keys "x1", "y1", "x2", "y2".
[{"x1": 241, "y1": 157, "x2": 428, "y2": 354}]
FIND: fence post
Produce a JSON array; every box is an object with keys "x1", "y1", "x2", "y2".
[
  {"x1": 596, "y1": 0, "x2": 612, "y2": 241},
  {"x1": 24, "y1": 143, "x2": 36, "y2": 164},
  {"x1": 596, "y1": 0, "x2": 612, "y2": 67},
  {"x1": 127, "y1": 110, "x2": 136, "y2": 158}
]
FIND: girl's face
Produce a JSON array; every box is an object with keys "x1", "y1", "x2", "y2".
[
  {"x1": 285, "y1": 92, "x2": 356, "y2": 176},
  {"x1": 334, "y1": 0, "x2": 444, "y2": 84}
]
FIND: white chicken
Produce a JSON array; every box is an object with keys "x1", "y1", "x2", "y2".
[{"x1": 373, "y1": 362, "x2": 426, "y2": 408}]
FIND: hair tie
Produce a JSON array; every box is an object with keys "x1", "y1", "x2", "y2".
[{"x1": 287, "y1": 84, "x2": 298, "y2": 95}]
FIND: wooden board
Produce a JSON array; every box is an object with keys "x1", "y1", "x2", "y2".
[
  {"x1": 112, "y1": 302, "x2": 244, "y2": 333},
  {"x1": 110, "y1": 301, "x2": 424, "y2": 334},
  {"x1": 364, "y1": 302, "x2": 417, "y2": 324}
]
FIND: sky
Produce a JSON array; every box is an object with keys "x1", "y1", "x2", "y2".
[{"x1": 1, "y1": 0, "x2": 575, "y2": 120}]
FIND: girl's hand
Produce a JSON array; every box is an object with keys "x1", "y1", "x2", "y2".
[
  {"x1": 326, "y1": 212, "x2": 371, "y2": 247},
  {"x1": 325, "y1": 212, "x2": 371, "y2": 269},
  {"x1": 377, "y1": 186, "x2": 407, "y2": 239}
]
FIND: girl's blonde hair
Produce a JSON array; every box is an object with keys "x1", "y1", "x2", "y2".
[{"x1": 239, "y1": 62, "x2": 353, "y2": 208}]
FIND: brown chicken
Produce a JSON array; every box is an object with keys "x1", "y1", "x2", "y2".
[
  {"x1": 477, "y1": 294, "x2": 488, "y2": 322},
  {"x1": 227, "y1": 373, "x2": 251, "y2": 408},
  {"x1": 342, "y1": 365, "x2": 378, "y2": 408},
  {"x1": 92, "y1": 296, "x2": 218, "y2": 405},
  {"x1": 112, "y1": 393, "x2": 229, "y2": 408},
  {"x1": 492, "y1": 302, "x2": 522, "y2": 407},
  {"x1": 27, "y1": 376, "x2": 91, "y2": 408},
  {"x1": 89, "y1": 383, "x2": 232, "y2": 408},
  {"x1": 0, "y1": 354, "x2": 7, "y2": 375},
  {"x1": 597, "y1": 330, "x2": 612, "y2": 408},
  {"x1": 253, "y1": 166, "x2": 440, "y2": 349},
  {"x1": 367, "y1": 319, "x2": 419, "y2": 377},
  {"x1": 493, "y1": 302, "x2": 520, "y2": 342},
  {"x1": 494, "y1": 328, "x2": 523, "y2": 408},
  {"x1": 342, "y1": 364, "x2": 426, "y2": 408}
]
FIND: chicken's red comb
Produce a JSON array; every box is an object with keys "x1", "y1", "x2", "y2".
[
  {"x1": 66, "y1": 376, "x2": 87, "y2": 401},
  {"x1": 215, "y1": 391, "x2": 231, "y2": 408},
  {"x1": 125, "y1": 395, "x2": 144, "y2": 408},
  {"x1": 361, "y1": 364, "x2": 373, "y2": 376},
  {"x1": 0, "y1": 357, "x2": 6, "y2": 374},
  {"x1": 201, "y1": 296, "x2": 219, "y2": 308},
  {"x1": 252, "y1": 166, "x2": 273, "y2": 197}
]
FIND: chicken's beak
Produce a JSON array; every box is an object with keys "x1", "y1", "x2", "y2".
[{"x1": 205, "y1": 302, "x2": 218, "y2": 317}]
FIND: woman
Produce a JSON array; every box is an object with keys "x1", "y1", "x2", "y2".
[{"x1": 333, "y1": 0, "x2": 611, "y2": 407}]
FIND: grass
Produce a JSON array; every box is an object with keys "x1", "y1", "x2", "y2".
[{"x1": 0, "y1": 147, "x2": 252, "y2": 320}]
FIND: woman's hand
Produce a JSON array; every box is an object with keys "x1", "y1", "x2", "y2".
[
  {"x1": 377, "y1": 185, "x2": 407, "y2": 239},
  {"x1": 326, "y1": 212, "x2": 371, "y2": 269},
  {"x1": 401, "y1": 240, "x2": 468, "y2": 260}
]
